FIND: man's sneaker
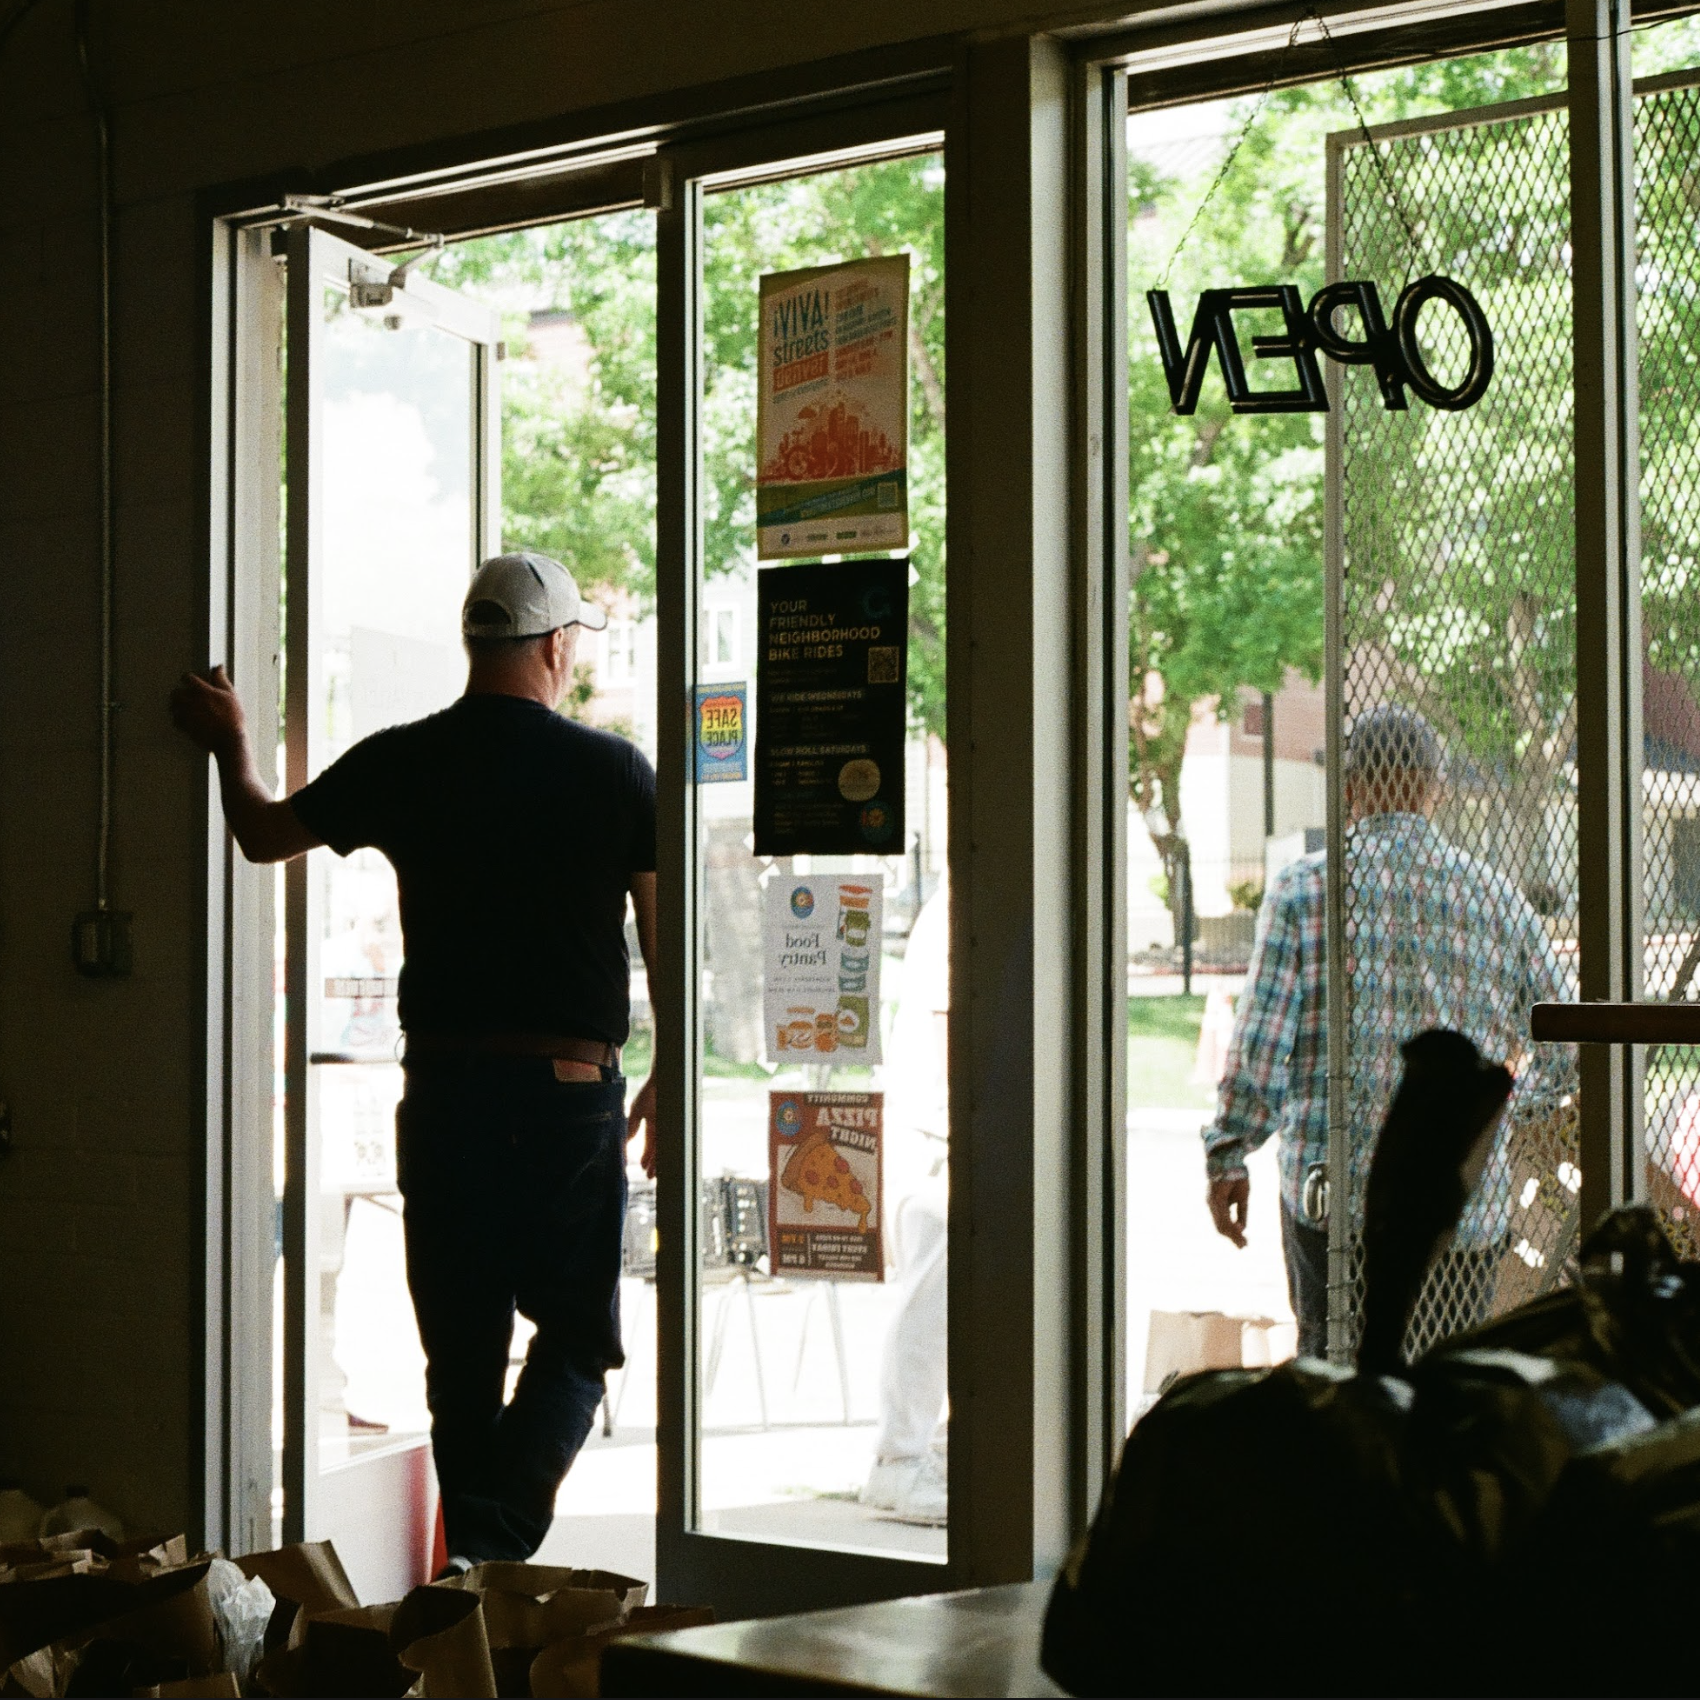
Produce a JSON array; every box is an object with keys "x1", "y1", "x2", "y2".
[
  {"x1": 433, "y1": 1555, "x2": 474, "y2": 1582},
  {"x1": 861, "y1": 1455, "x2": 948, "y2": 1526}
]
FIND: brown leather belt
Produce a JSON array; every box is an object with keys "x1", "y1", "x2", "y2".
[{"x1": 405, "y1": 1033, "x2": 618, "y2": 1067}]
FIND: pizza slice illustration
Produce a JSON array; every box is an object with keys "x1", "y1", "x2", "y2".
[{"x1": 780, "y1": 1129, "x2": 871, "y2": 1229}]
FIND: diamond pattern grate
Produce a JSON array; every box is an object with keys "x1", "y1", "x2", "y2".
[{"x1": 1331, "y1": 105, "x2": 1582, "y2": 1362}]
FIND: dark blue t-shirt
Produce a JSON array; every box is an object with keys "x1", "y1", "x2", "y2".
[{"x1": 291, "y1": 693, "x2": 656, "y2": 1043}]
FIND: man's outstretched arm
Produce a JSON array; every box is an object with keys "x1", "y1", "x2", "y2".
[{"x1": 170, "y1": 666, "x2": 322, "y2": 864}]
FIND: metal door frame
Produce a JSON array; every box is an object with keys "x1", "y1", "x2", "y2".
[
  {"x1": 205, "y1": 219, "x2": 286, "y2": 1555},
  {"x1": 652, "y1": 47, "x2": 1102, "y2": 1612}
]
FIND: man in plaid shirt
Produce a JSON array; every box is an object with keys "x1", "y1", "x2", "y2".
[{"x1": 1202, "y1": 706, "x2": 1575, "y2": 1356}]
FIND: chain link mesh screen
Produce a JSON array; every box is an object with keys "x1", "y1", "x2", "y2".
[
  {"x1": 1329, "y1": 103, "x2": 1582, "y2": 1362},
  {"x1": 1633, "y1": 80, "x2": 1700, "y2": 1261}
]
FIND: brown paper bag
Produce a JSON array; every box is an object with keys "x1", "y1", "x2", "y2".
[
  {"x1": 92, "y1": 1563, "x2": 221, "y2": 1675},
  {"x1": 0, "y1": 1556, "x2": 209, "y2": 1668},
  {"x1": 1, "y1": 1643, "x2": 59, "y2": 1699},
  {"x1": 1, "y1": 1560, "x2": 218, "y2": 1698},
  {"x1": 254, "y1": 1602, "x2": 411, "y2": 1698},
  {"x1": 0, "y1": 1556, "x2": 102, "y2": 1586},
  {"x1": 441, "y1": 1566, "x2": 645, "y2": 1645},
  {"x1": 431, "y1": 1564, "x2": 647, "y2": 1696},
  {"x1": 109, "y1": 1538, "x2": 191, "y2": 1584},
  {"x1": 0, "y1": 1534, "x2": 186, "y2": 1596},
  {"x1": 528, "y1": 1606, "x2": 716, "y2": 1700},
  {"x1": 390, "y1": 1588, "x2": 495, "y2": 1700},
  {"x1": 234, "y1": 1544, "x2": 359, "y2": 1617}
]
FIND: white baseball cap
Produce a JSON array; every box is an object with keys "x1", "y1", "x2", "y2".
[{"x1": 462, "y1": 551, "x2": 607, "y2": 638}]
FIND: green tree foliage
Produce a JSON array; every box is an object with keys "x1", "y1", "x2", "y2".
[
  {"x1": 1332, "y1": 92, "x2": 1576, "y2": 889},
  {"x1": 435, "y1": 153, "x2": 947, "y2": 740},
  {"x1": 703, "y1": 159, "x2": 947, "y2": 740},
  {"x1": 435, "y1": 214, "x2": 659, "y2": 602},
  {"x1": 1128, "y1": 48, "x2": 1569, "y2": 865}
]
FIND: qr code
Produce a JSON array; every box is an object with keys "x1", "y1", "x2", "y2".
[{"x1": 867, "y1": 646, "x2": 900, "y2": 684}]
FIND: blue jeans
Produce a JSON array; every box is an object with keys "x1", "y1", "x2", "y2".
[
  {"x1": 1281, "y1": 1202, "x2": 1330, "y2": 1359},
  {"x1": 396, "y1": 1056, "x2": 627, "y2": 1562},
  {"x1": 1282, "y1": 1200, "x2": 1502, "y2": 1365}
]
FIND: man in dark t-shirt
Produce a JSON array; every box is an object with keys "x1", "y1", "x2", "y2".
[{"x1": 172, "y1": 551, "x2": 658, "y2": 1569}]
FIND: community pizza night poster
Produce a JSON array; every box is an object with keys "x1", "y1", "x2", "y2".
[
  {"x1": 756, "y1": 254, "x2": 910, "y2": 559},
  {"x1": 768, "y1": 1090, "x2": 884, "y2": 1280}
]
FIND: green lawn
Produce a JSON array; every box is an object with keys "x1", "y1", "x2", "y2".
[
  {"x1": 636, "y1": 993, "x2": 1224, "y2": 1109},
  {"x1": 626, "y1": 1027, "x2": 796, "y2": 1082},
  {"x1": 1128, "y1": 992, "x2": 1216, "y2": 1111}
]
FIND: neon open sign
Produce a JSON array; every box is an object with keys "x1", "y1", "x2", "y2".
[{"x1": 1147, "y1": 275, "x2": 1493, "y2": 415}]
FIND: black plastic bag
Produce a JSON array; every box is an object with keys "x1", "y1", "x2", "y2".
[
  {"x1": 1043, "y1": 1357, "x2": 1438, "y2": 1695},
  {"x1": 1042, "y1": 1036, "x2": 1683, "y2": 1699}
]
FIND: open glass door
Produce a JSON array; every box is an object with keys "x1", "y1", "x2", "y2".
[{"x1": 281, "y1": 222, "x2": 500, "y2": 1600}]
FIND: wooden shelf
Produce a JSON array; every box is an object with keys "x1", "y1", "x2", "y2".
[{"x1": 1531, "y1": 1002, "x2": 1700, "y2": 1044}]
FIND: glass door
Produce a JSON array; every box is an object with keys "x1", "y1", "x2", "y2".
[
  {"x1": 655, "y1": 102, "x2": 955, "y2": 1614},
  {"x1": 281, "y1": 222, "x2": 500, "y2": 1599}
]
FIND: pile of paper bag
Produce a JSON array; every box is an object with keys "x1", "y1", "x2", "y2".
[{"x1": 1, "y1": 1531, "x2": 708, "y2": 1698}]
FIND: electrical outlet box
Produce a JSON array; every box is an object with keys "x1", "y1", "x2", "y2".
[{"x1": 72, "y1": 910, "x2": 132, "y2": 977}]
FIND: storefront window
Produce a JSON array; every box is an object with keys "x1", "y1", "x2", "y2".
[{"x1": 1124, "y1": 43, "x2": 1577, "y2": 1396}]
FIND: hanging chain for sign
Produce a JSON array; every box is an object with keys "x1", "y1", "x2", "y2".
[
  {"x1": 1312, "y1": 9, "x2": 1430, "y2": 274},
  {"x1": 1155, "y1": 15, "x2": 1306, "y2": 291},
  {"x1": 1145, "y1": 7, "x2": 1492, "y2": 416}
]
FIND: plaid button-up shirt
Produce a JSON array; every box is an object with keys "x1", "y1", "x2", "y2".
[{"x1": 1202, "y1": 812, "x2": 1576, "y2": 1246}]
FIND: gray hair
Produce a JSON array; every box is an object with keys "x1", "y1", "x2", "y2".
[{"x1": 1345, "y1": 705, "x2": 1443, "y2": 779}]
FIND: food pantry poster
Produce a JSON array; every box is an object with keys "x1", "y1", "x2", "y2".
[
  {"x1": 763, "y1": 876, "x2": 883, "y2": 1065},
  {"x1": 753, "y1": 558, "x2": 907, "y2": 856},
  {"x1": 769, "y1": 1091, "x2": 883, "y2": 1280},
  {"x1": 756, "y1": 254, "x2": 909, "y2": 559}
]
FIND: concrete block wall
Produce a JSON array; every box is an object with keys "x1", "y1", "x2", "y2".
[{"x1": 0, "y1": 0, "x2": 1128, "y2": 1543}]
